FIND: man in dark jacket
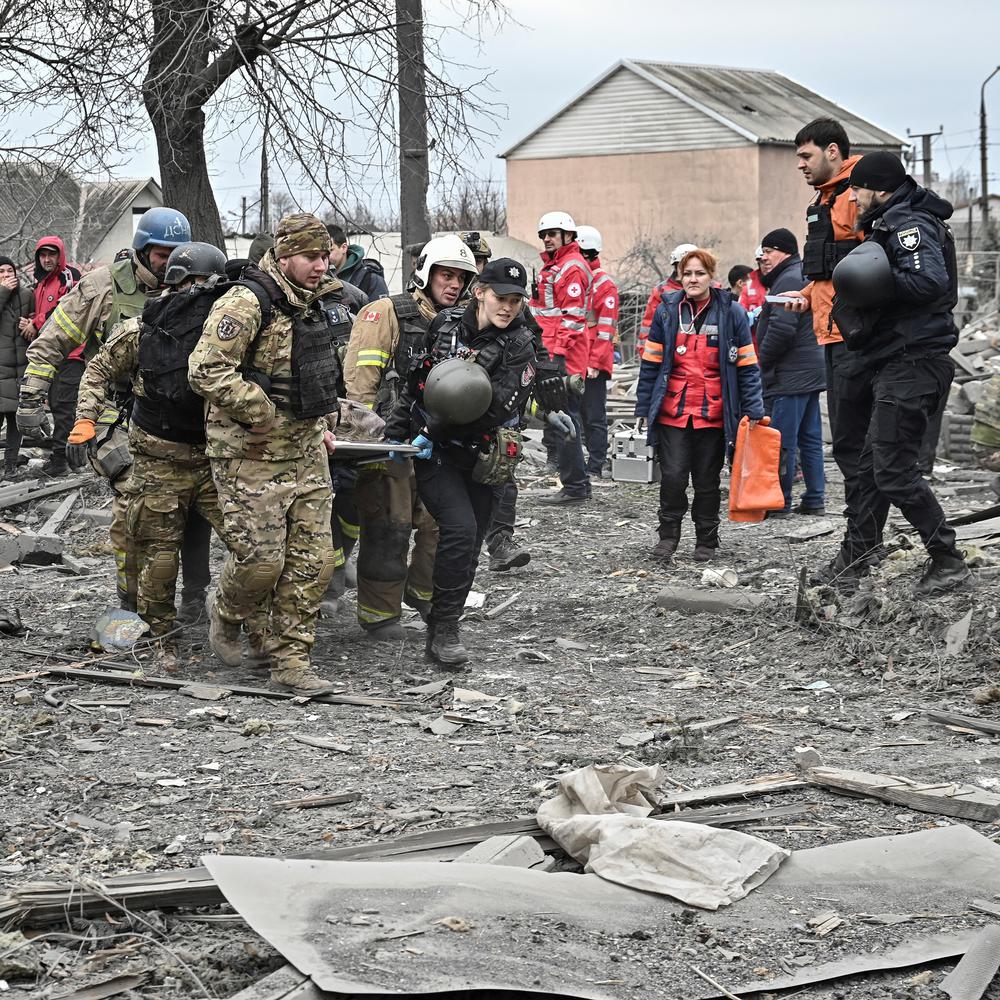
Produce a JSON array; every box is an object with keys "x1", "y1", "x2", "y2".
[
  {"x1": 756, "y1": 229, "x2": 826, "y2": 515},
  {"x1": 328, "y1": 224, "x2": 389, "y2": 303},
  {"x1": 821, "y1": 152, "x2": 969, "y2": 597}
]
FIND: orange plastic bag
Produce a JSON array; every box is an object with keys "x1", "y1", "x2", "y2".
[{"x1": 728, "y1": 416, "x2": 785, "y2": 522}]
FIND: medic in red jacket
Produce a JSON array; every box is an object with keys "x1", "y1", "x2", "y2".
[
  {"x1": 636, "y1": 242, "x2": 697, "y2": 358},
  {"x1": 529, "y1": 212, "x2": 593, "y2": 377},
  {"x1": 738, "y1": 255, "x2": 768, "y2": 338},
  {"x1": 580, "y1": 249, "x2": 618, "y2": 377}
]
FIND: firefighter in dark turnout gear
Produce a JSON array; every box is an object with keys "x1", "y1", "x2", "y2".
[
  {"x1": 386, "y1": 258, "x2": 537, "y2": 667},
  {"x1": 73, "y1": 242, "x2": 228, "y2": 643},
  {"x1": 343, "y1": 235, "x2": 478, "y2": 640},
  {"x1": 819, "y1": 152, "x2": 970, "y2": 596}
]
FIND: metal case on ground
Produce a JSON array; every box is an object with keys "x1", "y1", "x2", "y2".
[{"x1": 611, "y1": 431, "x2": 660, "y2": 483}]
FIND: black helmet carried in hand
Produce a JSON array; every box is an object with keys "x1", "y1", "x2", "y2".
[
  {"x1": 832, "y1": 241, "x2": 893, "y2": 309},
  {"x1": 423, "y1": 357, "x2": 493, "y2": 425},
  {"x1": 164, "y1": 242, "x2": 228, "y2": 287}
]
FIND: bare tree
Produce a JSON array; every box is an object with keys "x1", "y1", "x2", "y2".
[
  {"x1": 617, "y1": 229, "x2": 722, "y2": 292},
  {"x1": 0, "y1": 1, "x2": 505, "y2": 248},
  {"x1": 430, "y1": 178, "x2": 506, "y2": 233}
]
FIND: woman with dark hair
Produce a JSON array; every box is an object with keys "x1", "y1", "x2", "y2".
[
  {"x1": 636, "y1": 248, "x2": 764, "y2": 562},
  {"x1": 0, "y1": 257, "x2": 34, "y2": 478}
]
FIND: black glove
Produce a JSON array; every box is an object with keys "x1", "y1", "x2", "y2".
[{"x1": 534, "y1": 355, "x2": 568, "y2": 413}]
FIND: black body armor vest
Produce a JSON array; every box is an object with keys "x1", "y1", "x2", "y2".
[{"x1": 802, "y1": 179, "x2": 859, "y2": 281}]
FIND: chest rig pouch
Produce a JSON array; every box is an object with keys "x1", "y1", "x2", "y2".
[
  {"x1": 267, "y1": 302, "x2": 343, "y2": 419},
  {"x1": 374, "y1": 293, "x2": 431, "y2": 419},
  {"x1": 802, "y1": 180, "x2": 858, "y2": 281}
]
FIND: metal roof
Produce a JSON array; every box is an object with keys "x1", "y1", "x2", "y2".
[{"x1": 501, "y1": 59, "x2": 902, "y2": 159}]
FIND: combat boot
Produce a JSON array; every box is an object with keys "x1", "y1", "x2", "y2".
[
  {"x1": 244, "y1": 633, "x2": 271, "y2": 672},
  {"x1": 403, "y1": 591, "x2": 432, "y2": 621},
  {"x1": 651, "y1": 537, "x2": 678, "y2": 563},
  {"x1": 913, "y1": 554, "x2": 972, "y2": 598},
  {"x1": 489, "y1": 537, "x2": 531, "y2": 572},
  {"x1": 208, "y1": 603, "x2": 243, "y2": 667},
  {"x1": 425, "y1": 621, "x2": 469, "y2": 669},
  {"x1": 363, "y1": 620, "x2": 406, "y2": 641},
  {"x1": 809, "y1": 550, "x2": 865, "y2": 593},
  {"x1": 177, "y1": 590, "x2": 207, "y2": 624},
  {"x1": 270, "y1": 665, "x2": 335, "y2": 697},
  {"x1": 41, "y1": 450, "x2": 68, "y2": 477}
]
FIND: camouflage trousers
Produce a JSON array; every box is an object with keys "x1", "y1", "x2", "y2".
[
  {"x1": 212, "y1": 451, "x2": 336, "y2": 671},
  {"x1": 109, "y1": 484, "x2": 138, "y2": 609},
  {"x1": 125, "y1": 445, "x2": 224, "y2": 636},
  {"x1": 355, "y1": 460, "x2": 438, "y2": 629}
]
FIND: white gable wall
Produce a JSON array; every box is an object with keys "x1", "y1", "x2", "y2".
[{"x1": 508, "y1": 67, "x2": 750, "y2": 160}]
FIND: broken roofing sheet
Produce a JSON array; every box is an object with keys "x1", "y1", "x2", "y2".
[{"x1": 205, "y1": 823, "x2": 1000, "y2": 1000}]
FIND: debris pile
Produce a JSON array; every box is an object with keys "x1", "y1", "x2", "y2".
[{"x1": 944, "y1": 310, "x2": 1000, "y2": 465}]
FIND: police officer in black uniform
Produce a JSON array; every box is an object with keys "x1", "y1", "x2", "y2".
[
  {"x1": 818, "y1": 151, "x2": 970, "y2": 597},
  {"x1": 386, "y1": 258, "x2": 538, "y2": 668}
]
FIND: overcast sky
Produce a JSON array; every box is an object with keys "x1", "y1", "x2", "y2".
[{"x1": 119, "y1": 0, "x2": 1000, "y2": 223}]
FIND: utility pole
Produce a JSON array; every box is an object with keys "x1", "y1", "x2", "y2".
[
  {"x1": 981, "y1": 66, "x2": 1000, "y2": 238},
  {"x1": 906, "y1": 126, "x2": 943, "y2": 188},
  {"x1": 260, "y1": 110, "x2": 270, "y2": 234},
  {"x1": 240, "y1": 196, "x2": 247, "y2": 236},
  {"x1": 396, "y1": 0, "x2": 431, "y2": 285}
]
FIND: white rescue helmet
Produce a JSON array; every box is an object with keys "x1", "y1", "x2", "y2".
[
  {"x1": 754, "y1": 245, "x2": 764, "y2": 260},
  {"x1": 412, "y1": 235, "x2": 478, "y2": 292},
  {"x1": 669, "y1": 243, "x2": 699, "y2": 266},
  {"x1": 576, "y1": 225, "x2": 602, "y2": 253},
  {"x1": 537, "y1": 211, "x2": 577, "y2": 238}
]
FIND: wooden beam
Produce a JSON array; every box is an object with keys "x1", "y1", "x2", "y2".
[
  {"x1": 807, "y1": 766, "x2": 1000, "y2": 823},
  {"x1": 659, "y1": 772, "x2": 807, "y2": 808}
]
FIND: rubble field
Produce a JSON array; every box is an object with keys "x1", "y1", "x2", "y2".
[{"x1": 1, "y1": 451, "x2": 999, "y2": 1000}]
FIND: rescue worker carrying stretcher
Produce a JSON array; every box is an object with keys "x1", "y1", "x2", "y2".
[
  {"x1": 72, "y1": 242, "x2": 229, "y2": 651},
  {"x1": 343, "y1": 235, "x2": 479, "y2": 641},
  {"x1": 385, "y1": 258, "x2": 538, "y2": 668}
]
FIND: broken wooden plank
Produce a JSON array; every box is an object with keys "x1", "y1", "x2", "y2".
[
  {"x1": 0, "y1": 476, "x2": 88, "y2": 511},
  {"x1": 949, "y1": 503, "x2": 1000, "y2": 528},
  {"x1": 273, "y1": 792, "x2": 360, "y2": 810},
  {"x1": 38, "y1": 490, "x2": 79, "y2": 537},
  {"x1": 11, "y1": 648, "x2": 417, "y2": 709},
  {"x1": 38, "y1": 500, "x2": 114, "y2": 526},
  {"x1": 655, "y1": 585, "x2": 768, "y2": 614},
  {"x1": 484, "y1": 590, "x2": 521, "y2": 620},
  {"x1": 659, "y1": 772, "x2": 807, "y2": 808},
  {"x1": 807, "y1": 765, "x2": 1000, "y2": 823},
  {"x1": 923, "y1": 710, "x2": 1000, "y2": 737}
]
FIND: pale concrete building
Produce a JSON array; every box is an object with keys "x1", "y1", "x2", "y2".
[{"x1": 501, "y1": 60, "x2": 902, "y2": 282}]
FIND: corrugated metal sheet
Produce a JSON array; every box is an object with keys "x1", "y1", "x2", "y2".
[
  {"x1": 506, "y1": 66, "x2": 749, "y2": 160},
  {"x1": 502, "y1": 60, "x2": 902, "y2": 160},
  {"x1": 635, "y1": 61, "x2": 901, "y2": 149}
]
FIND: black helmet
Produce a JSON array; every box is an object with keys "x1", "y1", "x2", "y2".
[
  {"x1": 422, "y1": 357, "x2": 492, "y2": 425},
  {"x1": 164, "y1": 242, "x2": 228, "y2": 287},
  {"x1": 832, "y1": 242, "x2": 893, "y2": 309}
]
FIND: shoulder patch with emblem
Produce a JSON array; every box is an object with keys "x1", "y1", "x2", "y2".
[
  {"x1": 898, "y1": 227, "x2": 921, "y2": 251},
  {"x1": 728, "y1": 345, "x2": 739, "y2": 363},
  {"x1": 567, "y1": 282, "x2": 582, "y2": 297},
  {"x1": 215, "y1": 315, "x2": 245, "y2": 341},
  {"x1": 362, "y1": 309, "x2": 381, "y2": 322},
  {"x1": 521, "y1": 363, "x2": 535, "y2": 387}
]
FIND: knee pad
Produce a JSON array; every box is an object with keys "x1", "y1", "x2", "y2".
[
  {"x1": 357, "y1": 523, "x2": 409, "y2": 583},
  {"x1": 146, "y1": 548, "x2": 179, "y2": 585},
  {"x1": 225, "y1": 558, "x2": 284, "y2": 602}
]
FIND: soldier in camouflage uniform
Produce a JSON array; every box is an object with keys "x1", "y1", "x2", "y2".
[
  {"x1": 17, "y1": 208, "x2": 207, "y2": 612},
  {"x1": 72, "y1": 243, "x2": 229, "y2": 643},
  {"x1": 343, "y1": 234, "x2": 478, "y2": 640},
  {"x1": 188, "y1": 213, "x2": 344, "y2": 697}
]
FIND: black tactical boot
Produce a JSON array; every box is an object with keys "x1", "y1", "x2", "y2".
[
  {"x1": 177, "y1": 590, "x2": 207, "y2": 624},
  {"x1": 489, "y1": 536, "x2": 531, "y2": 572},
  {"x1": 651, "y1": 537, "x2": 678, "y2": 562},
  {"x1": 41, "y1": 450, "x2": 68, "y2": 477},
  {"x1": 425, "y1": 622, "x2": 469, "y2": 669},
  {"x1": 809, "y1": 550, "x2": 865, "y2": 593},
  {"x1": 913, "y1": 554, "x2": 972, "y2": 598}
]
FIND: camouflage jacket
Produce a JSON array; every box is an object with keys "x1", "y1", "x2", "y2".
[
  {"x1": 23, "y1": 255, "x2": 159, "y2": 396},
  {"x1": 187, "y1": 250, "x2": 339, "y2": 461}
]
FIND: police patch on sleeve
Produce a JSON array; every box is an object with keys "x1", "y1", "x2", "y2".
[
  {"x1": 728, "y1": 345, "x2": 739, "y2": 363},
  {"x1": 898, "y1": 227, "x2": 921, "y2": 251},
  {"x1": 215, "y1": 316, "x2": 245, "y2": 341}
]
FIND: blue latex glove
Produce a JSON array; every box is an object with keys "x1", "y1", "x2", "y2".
[
  {"x1": 411, "y1": 433, "x2": 433, "y2": 460},
  {"x1": 387, "y1": 439, "x2": 408, "y2": 462}
]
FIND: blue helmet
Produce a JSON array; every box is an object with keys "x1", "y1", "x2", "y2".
[{"x1": 133, "y1": 207, "x2": 192, "y2": 251}]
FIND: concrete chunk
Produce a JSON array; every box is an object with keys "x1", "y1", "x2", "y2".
[{"x1": 455, "y1": 834, "x2": 546, "y2": 869}]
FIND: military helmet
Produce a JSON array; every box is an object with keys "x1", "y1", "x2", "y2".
[
  {"x1": 133, "y1": 207, "x2": 192, "y2": 251},
  {"x1": 412, "y1": 235, "x2": 478, "y2": 292},
  {"x1": 422, "y1": 357, "x2": 493, "y2": 426},
  {"x1": 832, "y1": 241, "x2": 893, "y2": 308},
  {"x1": 163, "y1": 242, "x2": 228, "y2": 287},
  {"x1": 459, "y1": 231, "x2": 492, "y2": 260}
]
